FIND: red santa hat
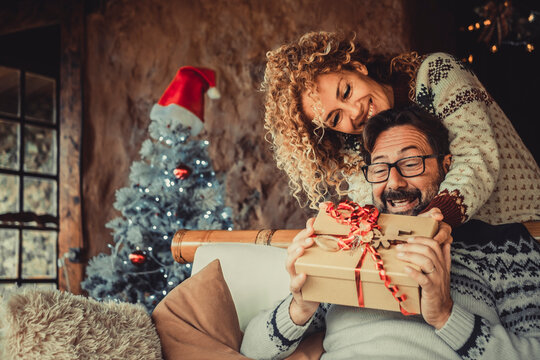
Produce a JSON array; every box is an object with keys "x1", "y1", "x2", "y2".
[{"x1": 150, "y1": 66, "x2": 220, "y2": 137}]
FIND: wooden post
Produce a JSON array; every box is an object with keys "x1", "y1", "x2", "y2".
[{"x1": 58, "y1": 0, "x2": 84, "y2": 294}]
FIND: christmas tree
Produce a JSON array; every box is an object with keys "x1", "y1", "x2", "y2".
[{"x1": 82, "y1": 67, "x2": 233, "y2": 312}]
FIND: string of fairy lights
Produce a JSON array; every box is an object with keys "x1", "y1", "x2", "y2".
[
  {"x1": 97, "y1": 135, "x2": 232, "y2": 304},
  {"x1": 460, "y1": 1, "x2": 538, "y2": 63}
]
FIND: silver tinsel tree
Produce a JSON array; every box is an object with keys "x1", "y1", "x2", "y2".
[{"x1": 82, "y1": 67, "x2": 232, "y2": 311}]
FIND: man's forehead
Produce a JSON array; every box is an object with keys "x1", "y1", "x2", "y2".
[{"x1": 371, "y1": 125, "x2": 432, "y2": 161}]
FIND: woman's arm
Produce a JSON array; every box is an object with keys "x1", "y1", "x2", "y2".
[{"x1": 415, "y1": 52, "x2": 500, "y2": 227}]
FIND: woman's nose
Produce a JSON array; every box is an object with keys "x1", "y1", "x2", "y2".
[{"x1": 345, "y1": 101, "x2": 362, "y2": 122}]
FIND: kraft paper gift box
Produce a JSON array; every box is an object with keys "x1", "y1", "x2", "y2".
[{"x1": 295, "y1": 208, "x2": 438, "y2": 314}]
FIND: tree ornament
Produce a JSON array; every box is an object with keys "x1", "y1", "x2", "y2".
[
  {"x1": 129, "y1": 250, "x2": 148, "y2": 265},
  {"x1": 174, "y1": 164, "x2": 192, "y2": 180}
]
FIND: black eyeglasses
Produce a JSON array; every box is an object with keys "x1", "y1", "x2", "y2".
[{"x1": 362, "y1": 154, "x2": 443, "y2": 183}]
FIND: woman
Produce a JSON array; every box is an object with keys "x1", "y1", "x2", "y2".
[{"x1": 262, "y1": 31, "x2": 540, "y2": 227}]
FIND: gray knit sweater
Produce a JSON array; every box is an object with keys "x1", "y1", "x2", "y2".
[{"x1": 240, "y1": 220, "x2": 540, "y2": 359}]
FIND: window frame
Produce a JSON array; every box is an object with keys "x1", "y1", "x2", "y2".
[
  {"x1": 0, "y1": 9, "x2": 85, "y2": 294},
  {"x1": 0, "y1": 65, "x2": 60, "y2": 288}
]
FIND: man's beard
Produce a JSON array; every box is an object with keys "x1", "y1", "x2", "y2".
[
  {"x1": 376, "y1": 169, "x2": 443, "y2": 215},
  {"x1": 378, "y1": 188, "x2": 429, "y2": 215}
]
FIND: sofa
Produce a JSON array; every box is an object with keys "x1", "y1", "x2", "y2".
[
  {"x1": 0, "y1": 243, "x2": 322, "y2": 359},
  {"x1": 2, "y1": 222, "x2": 538, "y2": 359}
]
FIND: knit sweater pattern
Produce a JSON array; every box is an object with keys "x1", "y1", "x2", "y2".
[
  {"x1": 240, "y1": 220, "x2": 540, "y2": 359},
  {"x1": 346, "y1": 53, "x2": 540, "y2": 227}
]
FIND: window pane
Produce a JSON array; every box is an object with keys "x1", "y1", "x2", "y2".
[
  {"x1": 0, "y1": 66, "x2": 20, "y2": 117},
  {"x1": 20, "y1": 282, "x2": 56, "y2": 290},
  {"x1": 21, "y1": 230, "x2": 56, "y2": 279},
  {"x1": 25, "y1": 73, "x2": 55, "y2": 124},
  {"x1": 0, "y1": 119, "x2": 20, "y2": 170},
  {"x1": 0, "y1": 174, "x2": 19, "y2": 214},
  {"x1": 24, "y1": 125, "x2": 57, "y2": 174},
  {"x1": 0, "y1": 229, "x2": 19, "y2": 279},
  {"x1": 23, "y1": 177, "x2": 57, "y2": 216},
  {"x1": 0, "y1": 283, "x2": 18, "y2": 299}
]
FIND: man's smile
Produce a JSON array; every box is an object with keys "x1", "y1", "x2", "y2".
[
  {"x1": 386, "y1": 197, "x2": 420, "y2": 213},
  {"x1": 381, "y1": 188, "x2": 423, "y2": 215}
]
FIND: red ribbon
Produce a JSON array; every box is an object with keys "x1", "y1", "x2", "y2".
[{"x1": 326, "y1": 201, "x2": 415, "y2": 315}]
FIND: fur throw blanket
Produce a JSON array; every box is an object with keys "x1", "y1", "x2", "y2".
[{"x1": 0, "y1": 288, "x2": 162, "y2": 360}]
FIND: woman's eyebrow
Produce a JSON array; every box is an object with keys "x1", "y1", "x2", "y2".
[
  {"x1": 325, "y1": 78, "x2": 344, "y2": 124},
  {"x1": 336, "y1": 78, "x2": 342, "y2": 99}
]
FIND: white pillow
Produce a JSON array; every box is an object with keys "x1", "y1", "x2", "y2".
[{"x1": 192, "y1": 243, "x2": 290, "y2": 331}]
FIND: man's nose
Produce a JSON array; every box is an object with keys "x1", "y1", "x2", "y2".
[{"x1": 386, "y1": 166, "x2": 407, "y2": 189}]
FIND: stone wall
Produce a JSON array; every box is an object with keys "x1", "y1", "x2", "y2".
[
  {"x1": 82, "y1": 0, "x2": 421, "y2": 257},
  {"x1": 82, "y1": 0, "x2": 458, "y2": 257}
]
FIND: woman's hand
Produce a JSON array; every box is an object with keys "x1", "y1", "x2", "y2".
[
  {"x1": 396, "y1": 236, "x2": 453, "y2": 330},
  {"x1": 286, "y1": 217, "x2": 320, "y2": 325},
  {"x1": 418, "y1": 207, "x2": 453, "y2": 245}
]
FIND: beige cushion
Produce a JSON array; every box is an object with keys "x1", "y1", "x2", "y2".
[
  {"x1": 0, "y1": 287, "x2": 161, "y2": 360},
  {"x1": 152, "y1": 259, "x2": 248, "y2": 360},
  {"x1": 153, "y1": 255, "x2": 325, "y2": 360},
  {"x1": 191, "y1": 243, "x2": 290, "y2": 331}
]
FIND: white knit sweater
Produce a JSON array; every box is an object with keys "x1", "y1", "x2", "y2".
[
  {"x1": 240, "y1": 220, "x2": 540, "y2": 359},
  {"x1": 346, "y1": 53, "x2": 540, "y2": 226}
]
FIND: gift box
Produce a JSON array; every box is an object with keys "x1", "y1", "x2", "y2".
[{"x1": 295, "y1": 206, "x2": 438, "y2": 314}]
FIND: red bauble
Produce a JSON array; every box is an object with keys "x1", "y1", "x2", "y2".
[
  {"x1": 129, "y1": 250, "x2": 147, "y2": 265},
  {"x1": 173, "y1": 164, "x2": 192, "y2": 180}
]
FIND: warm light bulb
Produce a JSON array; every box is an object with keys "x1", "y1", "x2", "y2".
[
  {"x1": 468, "y1": 25, "x2": 474, "y2": 31},
  {"x1": 491, "y1": 45, "x2": 498, "y2": 53},
  {"x1": 468, "y1": 54, "x2": 474, "y2": 63},
  {"x1": 475, "y1": 22, "x2": 480, "y2": 29},
  {"x1": 526, "y1": 43, "x2": 535, "y2": 52},
  {"x1": 484, "y1": 19, "x2": 492, "y2": 26}
]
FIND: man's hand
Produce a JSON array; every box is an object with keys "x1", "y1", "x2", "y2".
[
  {"x1": 286, "y1": 217, "x2": 320, "y2": 326},
  {"x1": 418, "y1": 207, "x2": 453, "y2": 245},
  {"x1": 396, "y1": 236, "x2": 453, "y2": 330}
]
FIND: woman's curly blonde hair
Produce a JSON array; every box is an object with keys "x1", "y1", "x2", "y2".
[{"x1": 262, "y1": 31, "x2": 422, "y2": 210}]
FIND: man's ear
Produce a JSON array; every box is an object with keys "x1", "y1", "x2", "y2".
[{"x1": 442, "y1": 154, "x2": 452, "y2": 174}]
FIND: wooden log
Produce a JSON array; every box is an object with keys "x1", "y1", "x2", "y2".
[
  {"x1": 523, "y1": 221, "x2": 540, "y2": 240},
  {"x1": 172, "y1": 221, "x2": 540, "y2": 264},
  {"x1": 171, "y1": 229, "x2": 301, "y2": 263}
]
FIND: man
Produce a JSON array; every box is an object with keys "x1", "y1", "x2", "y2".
[{"x1": 240, "y1": 106, "x2": 540, "y2": 359}]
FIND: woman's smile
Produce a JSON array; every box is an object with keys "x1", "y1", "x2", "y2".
[{"x1": 301, "y1": 69, "x2": 394, "y2": 135}]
